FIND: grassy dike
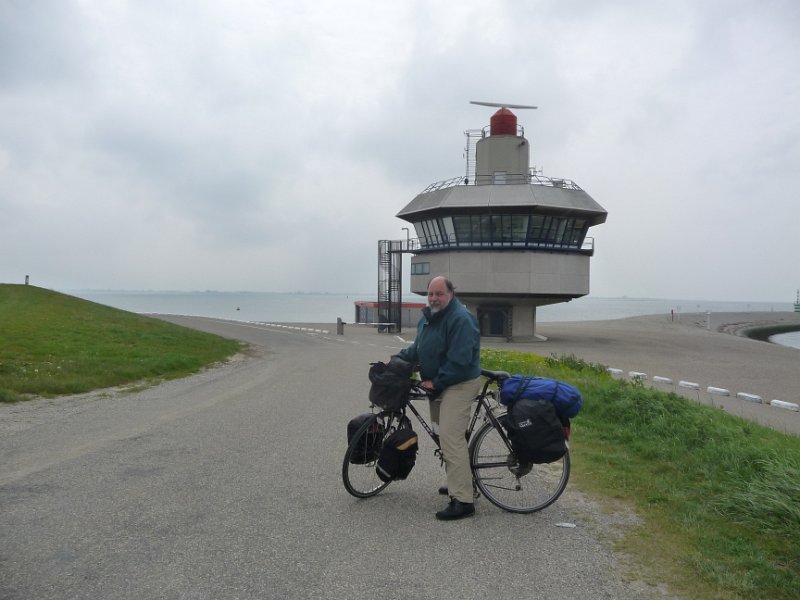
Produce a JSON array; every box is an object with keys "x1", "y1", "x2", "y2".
[
  {"x1": 480, "y1": 348, "x2": 800, "y2": 600},
  {"x1": 0, "y1": 284, "x2": 242, "y2": 402}
]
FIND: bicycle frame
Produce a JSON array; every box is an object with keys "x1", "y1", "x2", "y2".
[{"x1": 401, "y1": 375, "x2": 514, "y2": 458}]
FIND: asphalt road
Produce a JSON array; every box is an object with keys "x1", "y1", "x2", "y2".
[{"x1": 0, "y1": 317, "x2": 671, "y2": 600}]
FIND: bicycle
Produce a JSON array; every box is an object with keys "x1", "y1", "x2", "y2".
[{"x1": 342, "y1": 368, "x2": 571, "y2": 513}]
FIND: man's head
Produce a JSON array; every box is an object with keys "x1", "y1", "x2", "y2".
[{"x1": 427, "y1": 276, "x2": 455, "y2": 314}]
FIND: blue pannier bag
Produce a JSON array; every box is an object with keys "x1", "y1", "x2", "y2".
[{"x1": 499, "y1": 375, "x2": 583, "y2": 419}]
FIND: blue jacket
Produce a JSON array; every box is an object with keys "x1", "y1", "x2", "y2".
[{"x1": 396, "y1": 297, "x2": 481, "y2": 394}]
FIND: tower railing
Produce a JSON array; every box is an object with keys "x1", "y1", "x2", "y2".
[{"x1": 419, "y1": 172, "x2": 583, "y2": 194}]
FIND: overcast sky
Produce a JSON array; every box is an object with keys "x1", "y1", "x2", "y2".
[{"x1": 1, "y1": 0, "x2": 798, "y2": 302}]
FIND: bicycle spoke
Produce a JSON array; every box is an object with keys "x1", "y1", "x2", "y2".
[
  {"x1": 469, "y1": 415, "x2": 570, "y2": 513},
  {"x1": 342, "y1": 412, "x2": 409, "y2": 498}
]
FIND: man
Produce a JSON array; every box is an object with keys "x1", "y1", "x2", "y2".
[{"x1": 396, "y1": 276, "x2": 481, "y2": 520}]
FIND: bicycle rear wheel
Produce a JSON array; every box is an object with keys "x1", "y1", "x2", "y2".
[
  {"x1": 469, "y1": 416, "x2": 570, "y2": 513},
  {"x1": 342, "y1": 412, "x2": 410, "y2": 498}
]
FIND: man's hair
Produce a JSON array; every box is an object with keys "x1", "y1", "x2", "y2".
[{"x1": 427, "y1": 276, "x2": 455, "y2": 294}]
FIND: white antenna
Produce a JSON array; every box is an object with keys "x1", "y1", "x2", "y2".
[{"x1": 470, "y1": 100, "x2": 537, "y2": 110}]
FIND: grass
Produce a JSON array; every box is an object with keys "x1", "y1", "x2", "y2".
[
  {"x1": 480, "y1": 347, "x2": 800, "y2": 600},
  {"x1": 0, "y1": 284, "x2": 242, "y2": 402}
]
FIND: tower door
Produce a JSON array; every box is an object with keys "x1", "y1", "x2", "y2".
[{"x1": 477, "y1": 305, "x2": 511, "y2": 338}]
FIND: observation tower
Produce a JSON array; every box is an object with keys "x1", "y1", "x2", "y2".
[{"x1": 385, "y1": 102, "x2": 608, "y2": 341}]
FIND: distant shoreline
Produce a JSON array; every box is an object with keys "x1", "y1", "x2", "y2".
[{"x1": 61, "y1": 288, "x2": 799, "y2": 327}]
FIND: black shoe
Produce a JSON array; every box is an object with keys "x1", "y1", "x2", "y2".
[
  {"x1": 435, "y1": 498, "x2": 475, "y2": 521},
  {"x1": 438, "y1": 485, "x2": 449, "y2": 496}
]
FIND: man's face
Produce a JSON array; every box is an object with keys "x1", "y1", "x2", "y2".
[{"x1": 427, "y1": 278, "x2": 453, "y2": 314}]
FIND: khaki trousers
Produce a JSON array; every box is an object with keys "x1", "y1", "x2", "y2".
[{"x1": 429, "y1": 377, "x2": 482, "y2": 503}]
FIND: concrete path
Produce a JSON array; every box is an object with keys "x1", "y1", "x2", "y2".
[{"x1": 0, "y1": 316, "x2": 672, "y2": 600}]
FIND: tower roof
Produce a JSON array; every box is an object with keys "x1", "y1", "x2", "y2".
[{"x1": 396, "y1": 181, "x2": 607, "y2": 226}]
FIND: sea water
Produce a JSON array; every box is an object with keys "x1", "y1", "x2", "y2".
[
  {"x1": 69, "y1": 289, "x2": 794, "y2": 328},
  {"x1": 68, "y1": 290, "x2": 364, "y2": 324},
  {"x1": 769, "y1": 331, "x2": 800, "y2": 350}
]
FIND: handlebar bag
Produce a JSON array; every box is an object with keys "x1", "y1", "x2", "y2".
[{"x1": 368, "y1": 357, "x2": 414, "y2": 411}]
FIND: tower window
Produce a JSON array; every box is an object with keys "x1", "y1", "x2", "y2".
[
  {"x1": 411, "y1": 262, "x2": 430, "y2": 275},
  {"x1": 415, "y1": 213, "x2": 587, "y2": 249}
]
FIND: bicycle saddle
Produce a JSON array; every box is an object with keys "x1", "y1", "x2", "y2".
[{"x1": 481, "y1": 369, "x2": 510, "y2": 381}]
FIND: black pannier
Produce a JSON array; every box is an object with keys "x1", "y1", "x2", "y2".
[
  {"x1": 504, "y1": 399, "x2": 568, "y2": 464},
  {"x1": 368, "y1": 356, "x2": 414, "y2": 411},
  {"x1": 347, "y1": 414, "x2": 385, "y2": 464},
  {"x1": 376, "y1": 428, "x2": 418, "y2": 482}
]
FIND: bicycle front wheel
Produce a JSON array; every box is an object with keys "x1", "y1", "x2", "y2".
[
  {"x1": 342, "y1": 412, "x2": 409, "y2": 498},
  {"x1": 469, "y1": 417, "x2": 570, "y2": 513}
]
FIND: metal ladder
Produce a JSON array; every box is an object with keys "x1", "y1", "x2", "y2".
[
  {"x1": 463, "y1": 129, "x2": 483, "y2": 184},
  {"x1": 377, "y1": 240, "x2": 403, "y2": 333}
]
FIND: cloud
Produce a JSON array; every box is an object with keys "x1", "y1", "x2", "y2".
[{"x1": 1, "y1": 0, "x2": 798, "y2": 301}]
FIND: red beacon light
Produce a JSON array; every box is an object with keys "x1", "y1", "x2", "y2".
[{"x1": 490, "y1": 108, "x2": 518, "y2": 136}]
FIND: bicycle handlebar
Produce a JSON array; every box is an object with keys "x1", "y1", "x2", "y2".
[{"x1": 408, "y1": 383, "x2": 431, "y2": 400}]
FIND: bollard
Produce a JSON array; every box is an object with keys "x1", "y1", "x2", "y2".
[
  {"x1": 336, "y1": 317, "x2": 344, "y2": 335},
  {"x1": 736, "y1": 392, "x2": 762, "y2": 404},
  {"x1": 770, "y1": 399, "x2": 800, "y2": 412},
  {"x1": 707, "y1": 387, "x2": 730, "y2": 397}
]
